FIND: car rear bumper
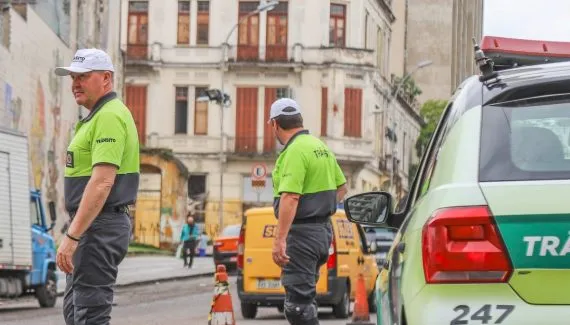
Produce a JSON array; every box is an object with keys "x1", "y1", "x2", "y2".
[
  {"x1": 213, "y1": 251, "x2": 237, "y2": 266},
  {"x1": 237, "y1": 274, "x2": 347, "y2": 307},
  {"x1": 404, "y1": 283, "x2": 570, "y2": 325}
]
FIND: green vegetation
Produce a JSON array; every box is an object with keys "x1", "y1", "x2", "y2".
[
  {"x1": 415, "y1": 99, "x2": 448, "y2": 158},
  {"x1": 127, "y1": 243, "x2": 172, "y2": 256}
]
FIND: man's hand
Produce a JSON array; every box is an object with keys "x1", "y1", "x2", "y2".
[
  {"x1": 272, "y1": 237, "x2": 290, "y2": 267},
  {"x1": 57, "y1": 235, "x2": 79, "y2": 274}
]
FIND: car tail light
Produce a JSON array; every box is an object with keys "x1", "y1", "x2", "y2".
[
  {"x1": 237, "y1": 226, "x2": 245, "y2": 269},
  {"x1": 422, "y1": 206, "x2": 512, "y2": 284},
  {"x1": 327, "y1": 236, "x2": 337, "y2": 270}
]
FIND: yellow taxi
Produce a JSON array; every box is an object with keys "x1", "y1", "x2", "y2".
[{"x1": 236, "y1": 206, "x2": 378, "y2": 319}]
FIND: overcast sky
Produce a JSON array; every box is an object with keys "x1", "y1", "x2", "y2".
[{"x1": 483, "y1": 0, "x2": 570, "y2": 42}]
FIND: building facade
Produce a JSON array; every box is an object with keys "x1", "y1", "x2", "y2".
[
  {"x1": 405, "y1": 0, "x2": 483, "y2": 102},
  {"x1": 120, "y1": 0, "x2": 422, "y2": 236},
  {"x1": 0, "y1": 0, "x2": 123, "y2": 242}
]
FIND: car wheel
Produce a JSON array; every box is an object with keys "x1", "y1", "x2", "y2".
[
  {"x1": 332, "y1": 283, "x2": 350, "y2": 319},
  {"x1": 241, "y1": 302, "x2": 258, "y2": 319},
  {"x1": 36, "y1": 270, "x2": 57, "y2": 308}
]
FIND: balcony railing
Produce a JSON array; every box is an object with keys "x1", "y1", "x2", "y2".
[
  {"x1": 237, "y1": 45, "x2": 259, "y2": 61},
  {"x1": 321, "y1": 136, "x2": 375, "y2": 162},
  {"x1": 126, "y1": 43, "x2": 375, "y2": 68},
  {"x1": 147, "y1": 135, "x2": 221, "y2": 155},
  {"x1": 126, "y1": 44, "x2": 149, "y2": 60},
  {"x1": 227, "y1": 136, "x2": 282, "y2": 155}
]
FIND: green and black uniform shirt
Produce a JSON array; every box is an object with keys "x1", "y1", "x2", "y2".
[
  {"x1": 64, "y1": 92, "x2": 140, "y2": 213},
  {"x1": 272, "y1": 130, "x2": 346, "y2": 221}
]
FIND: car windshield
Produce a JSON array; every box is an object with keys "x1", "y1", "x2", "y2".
[
  {"x1": 480, "y1": 97, "x2": 570, "y2": 182},
  {"x1": 221, "y1": 225, "x2": 241, "y2": 237}
]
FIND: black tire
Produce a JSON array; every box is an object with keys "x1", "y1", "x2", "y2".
[
  {"x1": 332, "y1": 283, "x2": 350, "y2": 319},
  {"x1": 368, "y1": 290, "x2": 377, "y2": 313},
  {"x1": 241, "y1": 302, "x2": 258, "y2": 319},
  {"x1": 36, "y1": 269, "x2": 57, "y2": 308}
]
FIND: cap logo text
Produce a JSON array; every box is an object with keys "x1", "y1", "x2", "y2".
[{"x1": 72, "y1": 56, "x2": 86, "y2": 63}]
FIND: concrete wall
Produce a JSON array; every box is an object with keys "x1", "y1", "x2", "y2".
[{"x1": 0, "y1": 6, "x2": 76, "y2": 242}]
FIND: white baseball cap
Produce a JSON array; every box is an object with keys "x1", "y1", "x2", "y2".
[
  {"x1": 268, "y1": 98, "x2": 302, "y2": 122},
  {"x1": 54, "y1": 48, "x2": 115, "y2": 76}
]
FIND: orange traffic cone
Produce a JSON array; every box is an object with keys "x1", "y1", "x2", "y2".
[
  {"x1": 208, "y1": 264, "x2": 236, "y2": 325},
  {"x1": 346, "y1": 273, "x2": 374, "y2": 325}
]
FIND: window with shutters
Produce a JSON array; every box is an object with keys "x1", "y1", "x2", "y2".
[
  {"x1": 266, "y1": 2, "x2": 288, "y2": 61},
  {"x1": 194, "y1": 86, "x2": 208, "y2": 135},
  {"x1": 329, "y1": 4, "x2": 346, "y2": 47},
  {"x1": 344, "y1": 88, "x2": 362, "y2": 138},
  {"x1": 125, "y1": 85, "x2": 147, "y2": 145},
  {"x1": 263, "y1": 87, "x2": 289, "y2": 152},
  {"x1": 175, "y1": 87, "x2": 188, "y2": 134},
  {"x1": 177, "y1": 1, "x2": 190, "y2": 44},
  {"x1": 196, "y1": 1, "x2": 210, "y2": 45},
  {"x1": 236, "y1": 88, "x2": 259, "y2": 153},
  {"x1": 238, "y1": 2, "x2": 260, "y2": 61},
  {"x1": 127, "y1": 1, "x2": 149, "y2": 59}
]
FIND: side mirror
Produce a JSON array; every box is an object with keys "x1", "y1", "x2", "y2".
[{"x1": 345, "y1": 192, "x2": 392, "y2": 226}]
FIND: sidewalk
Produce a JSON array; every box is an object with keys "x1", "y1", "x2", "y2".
[{"x1": 56, "y1": 256, "x2": 215, "y2": 295}]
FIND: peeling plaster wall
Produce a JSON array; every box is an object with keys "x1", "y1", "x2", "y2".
[{"x1": 0, "y1": 7, "x2": 76, "y2": 242}]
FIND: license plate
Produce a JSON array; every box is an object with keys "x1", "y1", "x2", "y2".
[
  {"x1": 230, "y1": 256, "x2": 237, "y2": 262},
  {"x1": 257, "y1": 279, "x2": 281, "y2": 289}
]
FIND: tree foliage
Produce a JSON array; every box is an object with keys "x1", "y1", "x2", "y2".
[{"x1": 415, "y1": 99, "x2": 448, "y2": 158}]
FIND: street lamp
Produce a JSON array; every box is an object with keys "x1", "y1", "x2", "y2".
[
  {"x1": 206, "y1": 0, "x2": 278, "y2": 234},
  {"x1": 377, "y1": 60, "x2": 432, "y2": 197}
]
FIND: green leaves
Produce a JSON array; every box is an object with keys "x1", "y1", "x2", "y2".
[{"x1": 415, "y1": 99, "x2": 448, "y2": 158}]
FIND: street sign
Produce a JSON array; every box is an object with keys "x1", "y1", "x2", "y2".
[
  {"x1": 251, "y1": 163, "x2": 268, "y2": 201},
  {"x1": 251, "y1": 163, "x2": 267, "y2": 180}
]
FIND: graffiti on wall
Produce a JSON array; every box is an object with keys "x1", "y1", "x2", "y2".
[
  {"x1": 30, "y1": 79, "x2": 47, "y2": 190},
  {"x1": 1, "y1": 83, "x2": 23, "y2": 130}
]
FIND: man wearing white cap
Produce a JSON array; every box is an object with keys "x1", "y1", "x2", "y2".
[
  {"x1": 268, "y1": 98, "x2": 347, "y2": 324},
  {"x1": 54, "y1": 48, "x2": 140, "y2": 325}
]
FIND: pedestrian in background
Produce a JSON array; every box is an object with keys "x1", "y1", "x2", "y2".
[
  {"x1": 268, "y1": 98, "x2": 347, "y2": 325},
  {"x1": 180, "y1": 214, "x2": 200, "y2": 268},
  {"x1": 54, "y1": 48, "x2": 140, "y2": 325}
]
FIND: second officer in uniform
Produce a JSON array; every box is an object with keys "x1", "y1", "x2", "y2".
[{"x1": 268, "y1": 98, "x2": 347, "y2": 325}]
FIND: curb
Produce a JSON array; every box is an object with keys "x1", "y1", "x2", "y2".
[{"x1": 56, "y1": 271, "x2": 216, "y2": 297}]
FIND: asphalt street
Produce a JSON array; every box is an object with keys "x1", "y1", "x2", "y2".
[{"x1": 0, "y1": 275, "x2": 375, "y2": 324}]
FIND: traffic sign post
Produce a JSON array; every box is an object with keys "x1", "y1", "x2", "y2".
[{"x1": 251, "y1": 163, "x2": 267, "y2": 203}]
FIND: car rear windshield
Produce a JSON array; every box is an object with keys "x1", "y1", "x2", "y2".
[
  {"x1": 221, "y1": 225, "x2": 241, "y2": 237},
  {"x1": 480, "y1": 97, "x2": 570, "y2": 182}
]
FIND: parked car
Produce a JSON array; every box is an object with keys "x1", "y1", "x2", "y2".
[
  {"x1": 236, "y1": 207, "x2": 378, "y2": 319},
  {"x1": 213, "y1": 224, "x2": 241, "y2": 271},
  {"x1": 363, "y1": 226, "x2": 396, "y2": 266},
  {"x1": 344, "y1": 37, "x2": 570, "y2": 325}
]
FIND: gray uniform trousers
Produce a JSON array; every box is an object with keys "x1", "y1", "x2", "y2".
[
  {"x1": 63, "y1": 210, "x2": 131, "y2": 325},
  {"x1": 281, "y1": 221, "x2": 333, "y2": 325}
]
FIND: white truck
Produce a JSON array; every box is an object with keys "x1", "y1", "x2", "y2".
[{"x1": 0, "y1": 127, "x2": 58, "y2": 307}]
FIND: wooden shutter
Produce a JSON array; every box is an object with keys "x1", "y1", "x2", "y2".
[
  {"x1": 344, "y1": 88, "x2": 362, "y2": 138},
  {"x1": 235, "y1": 88, "x2": 258, "y2": 153},
  {"x1": 264, "y1": 88, "x2": 277, "y2": 152},
  {"x1": 125, "y1": 85, "x2": 147, "y2": 145},
  {"x1": 321, "y1": 87, "x2": 328, "y2": 136}
]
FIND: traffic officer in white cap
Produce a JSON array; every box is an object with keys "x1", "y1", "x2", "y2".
[
  {"x1": 269, "y1": 98, "x2": 347, "y2": 325},
  {"x1": 55, "y1": 48, "x2": 140, "y2": 325}
]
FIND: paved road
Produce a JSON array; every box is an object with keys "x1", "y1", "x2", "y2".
[
  {"x1": 0, "y1": 276, "x2": 376, "y2": 324},
  {"x1": 56, "y1": 255, "x2": 215, "y2": 294}
]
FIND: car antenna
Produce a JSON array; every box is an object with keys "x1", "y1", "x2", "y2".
[{"x1": 472, "y1": 37, "x2": 498, "y2": 82}]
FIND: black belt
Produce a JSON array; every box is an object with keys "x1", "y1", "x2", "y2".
[
  {"x1": 69, "y1": 205, "x2": 128, "y2": 217},
  {"x1": 292, "y1": 215, "x2": 330, "y2": 224}
]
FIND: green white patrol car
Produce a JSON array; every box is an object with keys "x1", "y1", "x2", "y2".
[{"x1": 344, "y1": 36, "x2": 570, "y2": 325}]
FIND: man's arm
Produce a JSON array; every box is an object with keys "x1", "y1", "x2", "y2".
[
  {"x1": 336, "y1": 183, "x2": 348, "y2": 202},
  {"x1": 275, "y1": 192, "x2": 300, "y2": 244},
  {"x1": 67, "y1": 164, "x2": 117, "y2": 238}
]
